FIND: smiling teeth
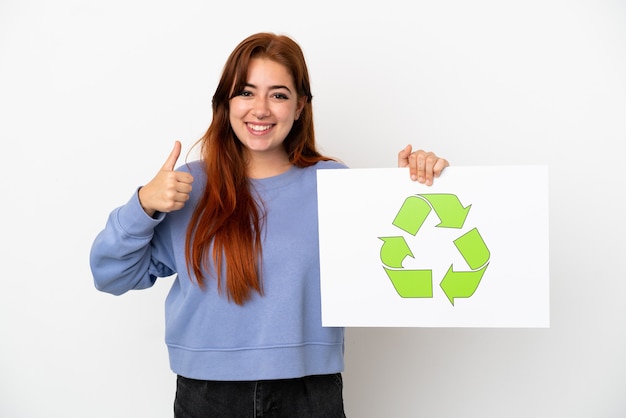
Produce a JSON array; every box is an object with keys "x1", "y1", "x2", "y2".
[{"x1": 249, "y1": 124, "x2": 271, "y2": 132}]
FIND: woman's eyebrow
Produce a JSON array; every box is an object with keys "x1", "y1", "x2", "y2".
[{"x1": 245, "y1": 82, "x2": 292, "y2": 93}]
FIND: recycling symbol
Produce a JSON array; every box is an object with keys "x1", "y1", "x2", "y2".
[{"x1": 379, "y1": 194, "x2": 490, "y2": 305}]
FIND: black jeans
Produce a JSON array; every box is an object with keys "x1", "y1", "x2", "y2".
[{"x1": 174, "y1": 373, "x2": 346, "y2": 417}]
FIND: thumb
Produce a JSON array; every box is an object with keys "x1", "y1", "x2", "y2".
[
  {"x1": 161, "y1": 141, "x2": 182, "y2": 171},
  {"x1": 397, "y1": 144, "x2": 412, "y2": 167}
]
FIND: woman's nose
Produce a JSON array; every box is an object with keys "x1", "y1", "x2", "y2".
[{"x1": 252, "y1": 97, "x2": 270, "y2": 119}]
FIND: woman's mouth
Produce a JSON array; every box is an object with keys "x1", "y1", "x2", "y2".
[{"x1": 247, "y1": 123, "x2": 273, "y2": 133}]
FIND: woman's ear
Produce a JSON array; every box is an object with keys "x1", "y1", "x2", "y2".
[{"x1": 295, "y1": 96, "x2": 307, "y2": 120}]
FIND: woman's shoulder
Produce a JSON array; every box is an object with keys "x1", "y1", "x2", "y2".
[
  {"x1": 177, "y1": 159, "x2": 205, "y2": 175},
  {"x1": 314, "y1": 159, "x2": 348, "y2": 170}
]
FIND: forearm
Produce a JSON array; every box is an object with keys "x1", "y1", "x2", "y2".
[{"x1": 89, "y1": 191, "x2": 165, "y2": 295}]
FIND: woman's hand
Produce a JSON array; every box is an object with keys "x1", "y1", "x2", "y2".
[
  {"x1": 138, "y1": 141, "x2": 194, "y2": 217},
  {"x1": 398, "y1": 144, "x2": 449, "y2": 185}
]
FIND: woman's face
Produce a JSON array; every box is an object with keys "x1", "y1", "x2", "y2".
[{"x1": 229, "y1": 58, "x2": 305, "y2": 161}]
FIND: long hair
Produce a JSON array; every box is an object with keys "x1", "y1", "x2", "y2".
[{"x1": 185, "y1": 33, "x2": 333, "y2": 305}]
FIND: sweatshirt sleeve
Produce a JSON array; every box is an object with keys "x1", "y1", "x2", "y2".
[{"x1": 89, "y1": 190, "x2": 175, "y2": 295}]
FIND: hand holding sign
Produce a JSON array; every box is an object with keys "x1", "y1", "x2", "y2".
[{"x1": 397, "y1": 144, "x2": 449, "y2": 185}]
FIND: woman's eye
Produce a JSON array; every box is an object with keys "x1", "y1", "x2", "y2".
[
  {"x1": 273, "y1": 93, "x2": 288, "y2": 100},
  {"x1": 239, "y1": 90, "x2": 252, "y2": 97}
]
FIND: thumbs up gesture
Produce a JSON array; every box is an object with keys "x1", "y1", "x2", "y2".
[{"x1": 138, "y1": 141, "x2": 194, "y2": 217}]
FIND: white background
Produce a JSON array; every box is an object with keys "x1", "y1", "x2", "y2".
[{"x1": 1, "y1": 1, "x2": 625, "y2": 417}]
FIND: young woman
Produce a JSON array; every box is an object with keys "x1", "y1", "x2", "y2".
[{"x1": 90, "y1": 32, "x2": 448, "y2": 417}]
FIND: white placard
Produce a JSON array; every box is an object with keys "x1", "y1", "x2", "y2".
[{"x1": 317, "y1": 166, "x2": 549, "y2": 328}]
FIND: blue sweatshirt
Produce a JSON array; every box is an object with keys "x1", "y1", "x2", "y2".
[{"x1": 90, "y1": 160, "x2": 346, "y2": 381}]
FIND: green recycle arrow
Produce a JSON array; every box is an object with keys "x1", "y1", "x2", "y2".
[
  {"x1": 440, "y1": 228, "x2": 490, "y2": 305},
  {"x1": 440, "y1": 264, "x2": 489, "y2": 306},
  {"x1": 379, "y1": 236, "x2": 414, "y2": 268},
  {"x1": 379, "y1": 194, "x2": 489, "y2": 305},
  {"x1": 392, "y1": 194, "x2": 471, "y2": 235},
  {"x1": 383, "y1": 267, "x2": 433, "y2": 298}
]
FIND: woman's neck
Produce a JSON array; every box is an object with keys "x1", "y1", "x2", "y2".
[{"x1": 245, "y1": 150, "x2": 292, "y2": 179}]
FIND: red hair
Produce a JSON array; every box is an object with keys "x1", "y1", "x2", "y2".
[{"x1": 185, "y1": 33, "x2": 333, "y2": 305}]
